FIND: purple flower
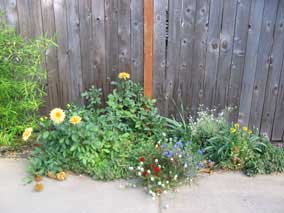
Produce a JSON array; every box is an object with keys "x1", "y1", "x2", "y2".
[
  {"x1": 176, "y1": 141, "x2": 183, "y2": 148},
  {"x1": 167, "y1": 151, "x2": 173, "y2": 158}
]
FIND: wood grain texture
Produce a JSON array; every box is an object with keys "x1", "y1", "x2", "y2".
[
  {"x1": 238, "y1": 0, "x2": 265, "y2": 126},
  {"x1": 144, "y1": 0, "x2": 153, "y2": 98},
  {"x1": 203, "y1": 0, "x2": 224, "y2": 108},
  {"x1": 227, "y1": 0, "x2": 252, "y2": 122},
  {"x1": 92, "y1": 0, "x2": 106, "y2": 101},
  {"x1": 191, "y1": 0, "x2": 210, "y2": 113},
  {"x1": 249, "y1": 0, "x2": 279, "y2": 130},
  {"x1": 176, "y1": 0, "x2": 196, "y2": 112},
  {"x1": 105, "y1": 0, "x2": 119, "y2": 94},
  {"x1": 272, "y1": 60, "x2": 284, "y2": 141},
  {"x1": 66, "y1": 0, "x2": 83, "y2": 104},
  {"x1": 214, "y1": 0, "x2": 238, "y2": 111},
  {"x1": 41, "y1": 0, "x2": 60, "y2": 109},
  {"x1": 54, "y1": 0, "x2": 71, "y2": 106},
  {"x1": 130, "y1": 0, "x2": 144, "y2": 85},
  {"x1": 165, "y1": 0, "x2": 183, "y2": 116},
  {"x1": 79, "y1": 0, "x2": 93, "y2": 92},
  {"x1": 261, "y1": 1, "x2": 284, "y2": 138}
]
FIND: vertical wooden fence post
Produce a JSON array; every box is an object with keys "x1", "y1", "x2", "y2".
[{"x1": 144, "y1": 0, "x2": 154, "y2": 97}]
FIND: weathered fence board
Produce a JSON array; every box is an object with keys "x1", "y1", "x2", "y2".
[
  {"x1": 249, "y1": 0, "x2": 279, "y2": 131},
  {"x1": 227, "y1": 0, "x2": 252, "y2": 122},
  {"x1": 1, "y1": 0, "x2": 284, "y2": 142},
  {"x1": 238, "y1": 0, "x2": 265, "y2": 126},
  {"x1": 261, "y1": 1, "x2": 284, "y2": 138},
  {"x1": 214, "y1": 0, "x2": 237, "y2": 110},
  {"x1": 203, "y1": 0, "x2": 224, "y2": 108},
  {"x1": 153, "y1": 0, "x2": 168, "y2": 115},
  {"x1": 176, "y1": 0, "x2": 196, "y2": 111},
  {"x1": 190, "y1": 0, "x2": 210, "y2": 113}
]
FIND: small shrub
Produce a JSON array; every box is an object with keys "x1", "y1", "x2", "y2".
[{"x1": 130, "y1": 136, "x2": 202, "y2": 198}]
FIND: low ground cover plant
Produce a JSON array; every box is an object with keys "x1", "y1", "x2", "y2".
[{"x1": 0, "y1": 16, "x2": 54, "y2": 146}]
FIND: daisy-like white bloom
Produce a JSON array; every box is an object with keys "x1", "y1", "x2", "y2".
[
  {"x1": 22, "y1": 127, "x2": 33, "y2": 141},
  {"x1": 50, "y1": 108, "x2": 65, "y2": 124},
  {"x1": 147, "y1": 170, "x2": 151, "y2": 174},
  {"x1": 155, "y1": 159, "x2": 159, "y2": 163},
  {"x1": 128, "y1": 167, "x2": 134, "y2": 171},
  {"x1": 118, "y1": 72, "x2": 130, "y2": 80},
  {"x1": 69, "y1": 115, "x2": 82, "y2": 125},
  {"x1": 150, "y1": 177, "x2": 155, "y2": 181}
]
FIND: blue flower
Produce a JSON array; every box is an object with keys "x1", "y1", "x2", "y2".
[
  {"x1": 167, "y1": 151, "x2": 173, "y2": 158},
  {"x1": 176, "y1": 141, "x2": 183, "y2": 148},
  {"x1": 197, "y1": 149, "x2": 204, "y2": 155},
  {"x1": 162, "y1": 151, "x2": 168, "y2": 156}
]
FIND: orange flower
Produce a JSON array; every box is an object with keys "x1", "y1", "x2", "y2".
[
  {"x1": 34, "y1": 183, "x2": 44, "y2": 192},
  {"x1": 69, "y1": 115, "x2": 82, "y2": 125}
]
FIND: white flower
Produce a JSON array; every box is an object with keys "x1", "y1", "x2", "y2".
[
  {"x1": 163, "y1": 190, "x2": 168, "y2": 194},
  {"x1": 137, "y1": 172, "x2": 142, "y2": 176},
  {"x1": 128, "y1": 167, "x2": 134, "y2": 171},
  {"x1": 162, "y1": 132, "x2": 166, "y2": 137},
  {"x1": 184, "y1": 164, "x2": 188, "y2": 168},
  {"x1": 166, "y1": 181, "x2": 169, "y2": 184},
  {"x1": 140, "y1": 161, "x2": 144, "y2": 165},
  {"x1": 158, "y1": 165, "x2": 161, "y2": 168},
  {"x1": 137, "y1": 166, "x2": 141, "y2": 170},
  {"x1": 170, "y1": 158, "x2": 174, "y2": 161},
  {"x1": 140, "y1": 167, "x2": 144, "y2": 172},
  {"x1": 161, "y1": 184, "x2": 165, "y2": 188},
  {"x1": 155, "y1": 159, "x2": 159, "y2": 163},
  {"x1": 178, "y1": 154, "x2": 182, "y2": 158},
  {"x1": 147, "y1": 170, "x2": 151, "y2": 174},
  {"x1": 150, "y1": 177, "x2": 155, "y2": 181},
  {"x1": 174, "y1": 174, "x2": 178, "y2": 180},
  {"x1": 158, "y1": 181, "x2": 162, "y2": 185}
]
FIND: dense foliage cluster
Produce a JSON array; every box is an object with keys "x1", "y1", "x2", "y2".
[
  {"x1": 0, "y1": 17, "x2": 54, "y2": 145},
  {"x1": 25, "y1": 73, "x2": 284, "y2": 196}
]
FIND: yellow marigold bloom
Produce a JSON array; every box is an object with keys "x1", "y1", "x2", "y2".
[
  {"x1": 50, "y1": 108, "x2": 65, "y2": 124},
  {"x1": 118, "y1": 72, "x2": 130, "y2": 80},
  {"x1": 69, "y1": 115, "x2": 82, "y2": 125},
  {"x1": 234, "y1": 123, "x2": 240, "y2": 129},
  {"x1": 22, "y1": 127, "x2": 33, "y2": 141},
  {"x1": 230, "y1": 128, "x2": 236, "y2": 134},
  {"x1": 242, "y1": 126, "x2": 248, "y2": 132}
]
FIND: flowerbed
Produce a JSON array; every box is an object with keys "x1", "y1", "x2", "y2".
[{"x1": 23, "y1": 72, "x2": 284, "y2": 196}]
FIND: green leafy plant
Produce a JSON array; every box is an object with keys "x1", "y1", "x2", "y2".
[{"x1": 0, "y1": 18, "x2": 55, "y2": 146}]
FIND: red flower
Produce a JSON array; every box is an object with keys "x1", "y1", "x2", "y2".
[
  {"x1": 139, "y1": 157, "x2": 145, "y2": 162},
  {"x1": 142, "y1": 171, "x2": 148, "y2": 177},
  {"x1": 153, "y1": 166, "x2": 161, "y2": 173}
]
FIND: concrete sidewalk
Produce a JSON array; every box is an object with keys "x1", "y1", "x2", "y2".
[{"x1": 0, "y1": 159, "x2": 283, "y2": 213}]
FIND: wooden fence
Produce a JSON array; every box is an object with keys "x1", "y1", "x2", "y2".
[{"x1": 0, "y1": 0, "x2": 284, "y2": 142}]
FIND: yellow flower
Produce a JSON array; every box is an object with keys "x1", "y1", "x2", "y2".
[
  {"x1": 248, "y1": 130, "x2": 252, "y2": 134},
  {"x1": 230, "y1": 128, "x2": 236, "y2": 134},
  {"x1": 242, "y1": 126, "x2": 248, "y2": 132},
  {"x1": 118, "y1": 72, "x2": 130, "y2": 80},
  {"x1": 22, "y1": 127, "x2": 33, "y2": 141},
  {"x1": 69, "y1": 115, "x2": 82, "y2": 125},
  {"x1": 50, "y1": 108, "x2": 65, "y2": 124},
  {"x1": 234, "y1": 123, "x2": 240, "y2": 129}
]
